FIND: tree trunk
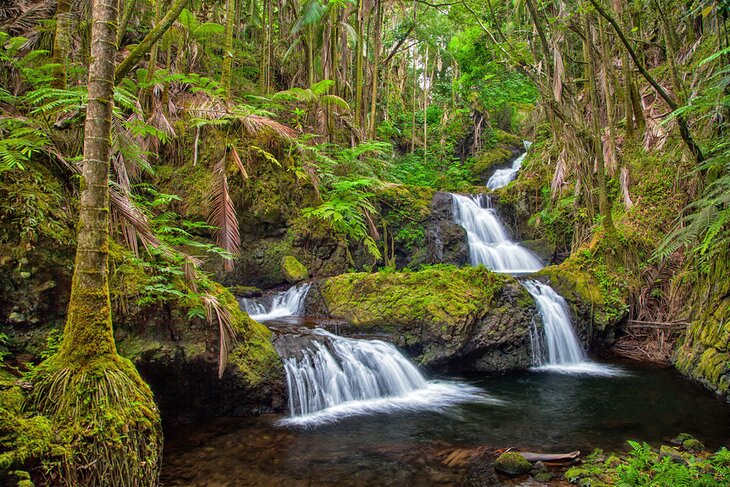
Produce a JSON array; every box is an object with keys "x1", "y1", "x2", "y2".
[
  {"x1": 222, "y1": 0, "x2": 236, "y2": 99},
  {"x1": 583, "y1": 13, "x2": 616, "y2": 237},
  {"x1": 354, "y1": 0, "x2": 364, "y2": 128},
  {"x1": 51, "y1": 0, "x2": 72, "y2": 88},
  {"x1": 368, "y1": 0, "x2": 382, "y2": 139},
  {"x1": 35, "y1": 0, "x2": 163, "y2": 483}
]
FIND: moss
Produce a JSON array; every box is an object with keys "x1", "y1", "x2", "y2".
[
  {"x1": 471, "y1": 147, "x2": 514, "y2": 177},
  {"x1": 320, "y1": 265, "x2": 505, "y2": 330},
  {"x1": 0, "y1": 381, "x2": 58, "y2": 478},
  {"x1": 494, "y1": 452, "x2": 531, "y2": 475},
  {"x1": 227, "y1": 285, "x2": 262, "y2": 297},
  {"x1": 682, "y1": 439, "x2": 706, "y2": 453},
  {"x1": 281, "y1": 255, "x2": 309, "y2": 284}
]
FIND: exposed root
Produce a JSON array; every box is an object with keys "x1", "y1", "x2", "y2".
[{"x1": 31, "y1": 356, "x2": 162, "y2": 487}]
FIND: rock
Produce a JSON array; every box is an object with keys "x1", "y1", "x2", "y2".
[
  {"x1": 659, "y1": 445, "x2": 688, "y2": 465},
  {"x1": 531, "y1": 461, "x2": 547, "y2": 473},
  {"x1": 682, "y1": 438, "x2": 705, "y2": 452},
  {"x1": 227, "y1": 285, "x2": 263, "y2": 298},
  {"x1": 494, "y1": 452, "x2": 532, "y2": 475},
  {"x1": 533, "y1": 472, "x2": 552, "y2": 482},
  {"x1": 422, "y1": 192, "x2": 469, "y2": 266},
  {"x1": 308, "y1": 266, "x2": 539, "y2": 371},
  {"x1": 281, "y1": 255, "x2": 309, "y2": 284}
]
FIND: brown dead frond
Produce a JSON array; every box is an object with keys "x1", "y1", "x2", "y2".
[
  {"x1": 110, "y1": 187, "x2": 160, "y2": 256},
  {"x1": 208, "y1": 154, "x2": 241, "y2": 270},
  {"x1": 201, "y1": 293, "x2": 238, "y2": 379}
]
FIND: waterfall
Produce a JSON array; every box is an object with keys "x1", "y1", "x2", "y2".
[
  {"x1": 240, "y1": 283, "x2": 311, "y2": 322},
  {"x1": 451, "y1": 193, "x2": 543, "y2": 273},
  {"x1": 452, "y1": 144, "x2": 623, "y2": 376},
  {"x1": 278, "y1": 329, "x2": 487, "y2": 426},
  {"x1": 486, "y1": 141, "x2": 533, "y2": 190},
  {"x1": 522, "y1": 280, "x2": 585, "y2": 365}
]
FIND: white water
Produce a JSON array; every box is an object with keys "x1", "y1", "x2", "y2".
[
  {"x1": 451, "y1": 193, "x2": 543, "y2": 273},
  {"x1": 453, "y1": 143, "x2": 622, "y2": 376},
  {"x1": 279, "y1": 329, "x2": 489, "y2": 426},
  {"x1": 487, "y1": 151, "x2": 528, "y2": 190},
  {"x1": 240, "y1": 283, "x2": 311, "y2": 322}
]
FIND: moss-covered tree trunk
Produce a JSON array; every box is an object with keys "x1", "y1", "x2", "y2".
[
  {"x1": 33, "y1": 0, "x2": 162, "y2": 484},
  {"x1": 51, "y1": 0, "x2": 72, "y2": 88},
  {"x1": 222, "y1": 0, "x2": 236, "y2": 99}
]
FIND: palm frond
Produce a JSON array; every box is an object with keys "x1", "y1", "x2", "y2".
[
  {"x1": 109, "y1": 186, "x2": 160, "y2": 255},
  {"x1": 208, "y1": 155, "x2": 240, "y2": 270},
  {"x1": 201, "y1": 293, "x2": 237, "y2": 379}
]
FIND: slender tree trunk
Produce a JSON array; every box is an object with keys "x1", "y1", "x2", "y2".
[
  {"x1": 368, "y1": 0, "x2": 382, "y2": 139},
  {"x1": 35, "y1": 0, "x2": 163, "y2": 483},
  {"x1": 598, "y1": 17, "x2": 617, "y2": 174},
  {"x1": 117, "y1": 0, "x2": 136, "y2": 47},
  {"x1": 354, "y1": 0, "x2": 364, "y2": 128},
  {"x1": 222, "y1": 0, "x2": 236, "y2": 99},
  {"x1": 583, "y1": 13, "x2": 616, "y2": 237},
  {"x1": 51, "y1": 0, "x2": 73, "y2": 88}
]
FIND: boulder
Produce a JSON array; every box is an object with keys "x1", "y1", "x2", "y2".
[
  {"x1": 307, "y1": 265, "x2": 539, "y2": 371},
  {"x1": 281, "y1": 255, "x2": 309, "y2": 284}
]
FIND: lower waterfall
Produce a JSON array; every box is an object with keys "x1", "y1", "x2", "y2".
[{"x1": 277, "y1": 329, "x2": 488, "y2": 426}]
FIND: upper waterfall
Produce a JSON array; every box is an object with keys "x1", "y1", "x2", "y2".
[{"x1": 486, "y1": 141, "x2": 532, "y2": 190}]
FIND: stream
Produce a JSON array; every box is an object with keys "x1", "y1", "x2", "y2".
[{"x1": 162, "y1": 146, "x2": 730, "y2": 485}]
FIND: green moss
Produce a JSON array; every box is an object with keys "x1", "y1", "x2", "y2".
[
  {"x1": 227, "y1": 285, "x2": 262, "y2": 297},
  {"x1": 321, "y1": 265, "x2": 505, "y2": 330},
  {"x1": 281, "y1": 255, "x2": 309, "y2": 284},
  {"x1": 494, "y1": 452, "x2": 531, "y2": 475},
  {"x1": 471, "y1": 147, "x2": 513, "y2": 176}
]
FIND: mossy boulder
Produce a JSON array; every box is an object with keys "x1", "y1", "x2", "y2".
[
  {"x1": 281, "y1": 255, "x2": 309, "y2": 284},
  {"x1": 307, "y1": 265, "x2": 539, "y2": 371},
  {"x1": 494, "y1": 452, "x2": 532, "y2": 475},
  {"x1": 115, "y1": 284, "x2": 285, "y2": 422}
]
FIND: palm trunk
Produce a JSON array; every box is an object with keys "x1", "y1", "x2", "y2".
[
  {"x1": 354, "y1": 0, "x2": 364, "y2": 128},
  {"x1": 35, "y1": 0, "x2": 162, "y2": 483},
  {"x1": 51, "y1": 0, "x2": 73, "y2": 88},
  {"x1": 368, "y1": 0, "x2": 382, "y2": 139},
  {"x1": 222, "y1": 0, "x2": 236, "y2": 99}
]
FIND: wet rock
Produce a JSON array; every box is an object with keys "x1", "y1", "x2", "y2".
[
  {"x1": 682, "y1": 438, "x2": 705, "y2": 452},
  {"x1": 531, "y1": 461, "x2": 547, "y2": 473},
  {"x1": 494, "y1": 452, "x2": 532, "y2": 475},
  {"x1": 422, "y1": 192, "x2": 469, "y2": 266},
  {"x1": 533, "y1": 471, "x2": 552, "y2": 482}
]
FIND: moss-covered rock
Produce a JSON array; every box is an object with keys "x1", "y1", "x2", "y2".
[
  {"x1": 494, "y1": 452, "x2": 531, "y2": 475},
  {"x1": 471, "y1": 130, "x2": 524, "y2": 182},
  {"x1": 115, "y1": 283, "x2": 285, "y2": 422},
  {"x1": 675, "y1": 262, "x2": 730, "y2": 401},
  {"x1": 307, "y1": 265, "x2": 539, "y2": 371},
  {"x1": 281, "y1": 255, "x2": 309, "y2": 284}
]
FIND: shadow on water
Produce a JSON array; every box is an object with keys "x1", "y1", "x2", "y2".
[{"x1": 161, "y1": 358, "x2": 730, "y2": 486}]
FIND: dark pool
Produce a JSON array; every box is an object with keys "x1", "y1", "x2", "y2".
[{"x1": 161, "y1": 359, "x2": 730, "y2": 486}]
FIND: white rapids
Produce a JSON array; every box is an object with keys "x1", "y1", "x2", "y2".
[
  {"x1": 486, "y1": 142, "x2": 531, "y2": 189},
  {"x1": 279, "y1": 329, "x2": 492, "y2": 426},
  {"x1": 240, "y1": 283, "x2": 311, "y2": 322}
]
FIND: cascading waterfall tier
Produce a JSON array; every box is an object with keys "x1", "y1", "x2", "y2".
[
  {"x1": 451, "y1": 193, "x2": 543, "y2": 273},
  {"x1": 452, "y1": 144, "x2": 622, "y2": 376},
  {"x1": 240, "y1": 283, "x2": 311, "y2": 322},
  {"x1": 486, "y1": 141, "x2": 532, "y2": 190},
  {"x1": 277, "y1": 329, "x2": 487, "y2": 426}
]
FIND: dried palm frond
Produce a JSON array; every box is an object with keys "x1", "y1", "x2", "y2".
[
  {"x1": 182, "y1": 254, "x2": 202, "y2": 293},
  {"x1": 240, "y1": 113, "x2": 297, "y2": 139},
  {"x1": 208, "y1": 154, "x2": 240, "y2": 271},
  {"x1": 110, "y1": 186, "x2": 160, "y2": 255},
  {"x1": 0, "y1": 0, "x2": 55, "y2": 36},
  {"x1": 551, "y1": 148, "x2": 568, "y2": 197},
  {"x1": 228, "y1": 146, "x2": 248, "y2": 179},
  {"x1": 201, "y1": 293, "x2": 237, "y2": 379}
]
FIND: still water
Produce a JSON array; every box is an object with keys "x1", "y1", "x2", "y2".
[{"x1": 161, "y1": 360, "x2": 730, "y2": 486}]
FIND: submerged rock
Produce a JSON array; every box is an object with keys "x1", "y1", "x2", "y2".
[
  {"x1": 306, "y1": 265, "x2": 539, "y2": 372},
  {"x1": 494, "y1": 452, "x2": 532, "y2": 475}
]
